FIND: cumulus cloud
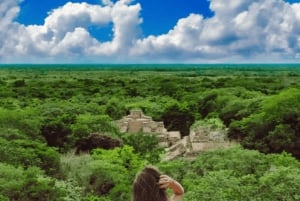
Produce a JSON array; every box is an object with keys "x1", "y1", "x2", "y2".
[
  {"x1": 101, "y1": 0, "x2": 114, "y2": 6},
  {"x1": 44, "y1": 2, "x2": 111, "y2": 40},
  {"x1": 0, "y1": 0, "x2": 143, "y2": 62},
  {"x1": 0, "y1": 0, "x2": 300, "y2": 63},
  {"x1": 134, "y1": 0, "x2": 300, "y2": 62},
  {"x1": 0, "y1": 0, "x2": 20, "y2": 28},
  {"x1": 132, "y1": 14, "x2": 205, "y2": 61}
]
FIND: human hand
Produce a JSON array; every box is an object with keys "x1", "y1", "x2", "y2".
[
  {"x1": 158, "y1": 174, "x2": 184, "y2": 196},
  {"x1": 158, "y1": 175, "x2": 173, "y2": 189}
]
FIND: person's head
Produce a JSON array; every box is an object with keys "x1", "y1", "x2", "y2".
[{"x1": 133, "y1": 166, "x2": 168, "y2": 201}]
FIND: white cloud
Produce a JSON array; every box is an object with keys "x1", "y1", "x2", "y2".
[
  {"x1": 0, "y1": 0, "x2": 20, "y2": 27},
  {"x1": 209, "y1": 0, "x2": 253, "y2": 17},
  {"x1": 110, "y1": 1, "x2": 142, "y2": 52},
  {"x1": 228, "y1": 0, "x2": 300, "y2": 57},
  {"x1": 52, "y1": 28, "x2": 99, "y2": 56},
  {"x1": 292, "y1": 3, "x2": 300, "y2": 20},
  {"x1": 132, "y1": 14, "x2": 204, "y2": 61},
  {"x1": 101, "y1": 0, "x2": 114, "y2": 6},
  {"x1": 40, "y1": 2, "x2": 112, "y2": 43},
  {"x1": 0, "y1": 0, "x2": 300, "y2": 63},
  {"x1": 0, "y1": 0, "x2": 21, "y2": 58},
  {"x1": 0, "y1": 0, "x2": 143, "y2": 62},
  {"x1": 133, "y1": 0, "x2": 300, "y2": 62}
]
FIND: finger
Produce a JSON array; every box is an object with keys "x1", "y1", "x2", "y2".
[
  {"x1": 158, "y1": 179, "x2": 167, "y2": 187},
  {"x1": 160, "y1": 175, "x2": 169, "y2": 180},
  {"x1": 159, "y1": 183, "x2": 169, "y2": 189},
  {"x1": 159, "y1": 175, "x2": 171, "y2": 182},
  {"x1": 159, "y1": 178, "x2": 169, "y2": 182}
]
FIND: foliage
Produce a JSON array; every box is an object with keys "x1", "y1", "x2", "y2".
[
  {"x1": 0, "y1": 163, "x2": 65, "y2": 201},
  {"x1": 84, "y1": 195, "x2": 112, "y2": 201},
  {"x1": 0, "y1": 107, "x2": 43, "y2": 140},
  {"x1": 0, "y1": 138, "x2": 60, "y2": 176},
  {"x1": 55, "y1": 179, "x2": 84, "y2": 201},
  {"x1": 71, "y1": 114, "x2": 119, "y2": 149},
  {"x1": 229, "y1": 88, "x2": 300, "y2": 159},
  {"x1": 181, "y1": 146, "x2": 300, "y2": 201},
  {"x1": 105, "y1": 97, "x2": 127, "y2": 120},
  {"x1": 121, "y1": 132, "x2": 164, "y2": 164},
  {"x1": 40, "y1": 106, "x2": 75, "y2": 150},
  {"x1": 191, "y1": 117, "x2": 226, "y2": 130},
  {"x1": 92, "y1": 145, "x2": 145, "y2": 179},
  {"x1": 158, "y1": 159, "x2": 190, "y2": 181},
  {"x1": 196, "y1": 88, "x2": 264, "y2": 124},
  {"x1": 61, "y1": 146, "x2": 145, "y2": 201},
  {"x1": 91, "y1": 146, "x2": 145, "y2": 200},
  {"x1": 0, "y1": 66, "x2": 300, "y2": 200}
]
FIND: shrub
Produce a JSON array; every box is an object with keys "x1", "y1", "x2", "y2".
[{"x1": 0, "y1": 163, "x2": 65, "y2": 201}]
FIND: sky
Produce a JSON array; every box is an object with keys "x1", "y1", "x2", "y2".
[{"x1": 1, "y1": 0, "x2": 300, "y2": 63}]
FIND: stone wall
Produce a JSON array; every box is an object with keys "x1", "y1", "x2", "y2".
[
  {"x1": 116, "y1": 110, "x2": 181, "y2": 147},
  {"x1": 116, "y1": 110, "x2": 236, "y2": 160}
]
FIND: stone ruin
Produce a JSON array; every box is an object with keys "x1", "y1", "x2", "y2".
[
  {"x1": 116, "y1": 110, "x2": 181, "y2": 147},
  {"x1": 165, "y1": 126, "x2": 236, "y2": 160},
  {"x1": 116, "y1": 110, "x2": 236, "y2": 160}
]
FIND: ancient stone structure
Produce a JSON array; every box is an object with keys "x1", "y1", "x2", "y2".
[
  {"x1": 164, "y1": 126, "x2": 236, "y2": 160},
  {"x1": 117, "y1": 110, "x2": 236, "y2": 160},
  {"x1": 116, "y1": 110, "x2": 181, "y2": 147}
]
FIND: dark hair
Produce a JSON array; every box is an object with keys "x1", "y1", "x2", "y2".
[{"x1": 133, "y1": 166, "x2": 168, "y2": 201}]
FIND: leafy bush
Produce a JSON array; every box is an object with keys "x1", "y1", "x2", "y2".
[
  {"x1": 0, "y1": 163, "x2": 65, "y2": 201},
  {"x1": 229, "y1": 88, "x2": 300, "y2": 159},
  {"x1": 181, "y1": 146, "x2": 300, "y2": 201},
  {"x1": 191, "y1": 117, "x2": 226, "y2": 130},
  {"x1": 0, "y1": 138, "x2": 60, "y2": 176},
  {"x1": 71, "y1": 114, "x2": 119, "y2": 144},
  {"x1": 121, "y1": 132, "x2": 164, "y2": 164},
  {"x1": 0, "y1": 108, "x2": 43, "y2": 140},
  {"x1": 61, "y1": 146, "x2": 145, "y2": 201}
]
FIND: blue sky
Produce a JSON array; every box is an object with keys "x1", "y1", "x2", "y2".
[
  {"x1": 1, "y1": 0, "x2": 300, "y2": 63},
  {"x1": 17, "y1": 0, "x2": 213, "y2": 41}
]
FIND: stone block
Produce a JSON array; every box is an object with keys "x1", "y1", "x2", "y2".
[
  {"x1": 142, "y1": 126, "x2": 152, "y2": 133},
  {"x1": 128, "y1": 120, "x2": 143, "y2": 133},
  {"x1": 168, "y1": 131, "x2": 181, "y2": 140}
]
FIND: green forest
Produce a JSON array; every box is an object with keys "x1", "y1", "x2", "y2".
[{"x1": 0, "y1": 64, "x2": 300, "y2": 201}]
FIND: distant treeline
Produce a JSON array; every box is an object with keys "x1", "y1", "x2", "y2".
[{"x1": 1, "y1": 63, "x2": 300, "y2": 72}]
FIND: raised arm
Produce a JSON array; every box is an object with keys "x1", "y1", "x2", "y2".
[{"x1": 158, "y1": 175, "x2": 184, "y2": 200}]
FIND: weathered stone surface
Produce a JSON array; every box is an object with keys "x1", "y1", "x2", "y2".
[
  {"x1": 164, "y1": 142, "x2": 186, "y2": 161},
  {"x1": 116, "y1": 110, "x2": 178, "y2": 148},
  {"x1": 167, "y1": 131, "x2": 181, "y2": 144},
  {"x1": 117, "y1": 110, "x2": 163, "y2": 134},
  {"x1": 127, "y1": 119, "x2": 144, "y2": 133},
  {"x1": 116, "y1": 110, "x2": 236, "y2": 160}
]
